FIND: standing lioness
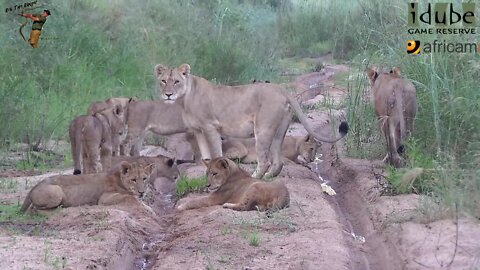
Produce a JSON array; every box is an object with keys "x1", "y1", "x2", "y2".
[
  {"x1": 176, "y1": 157, "x2": 290, "y2": 212},
  {"x1": 155, "y1": 64, "x2": 348, "y2": 178},
  {"x1": 21, "y1": 161, "x2": 154, "y2": 212},
  {"x1": 367, "y1": 67, "x2": 417, "y2": 167}
]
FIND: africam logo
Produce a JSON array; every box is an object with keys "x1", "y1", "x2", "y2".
[{"x1": 5, "y1": 1, "x2": 52, "y2": 48}]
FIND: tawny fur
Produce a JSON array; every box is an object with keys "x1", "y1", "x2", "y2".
[
  {"x1": 155, "y1": 64, "x2": 348, "y2": 179},
  {"x1": 222, "y1": 135, "x2": 318, "y2": 164},
  {"x1": 176, "y1": 157, "x2": 290, "y2": 212},
  {"x1": 367, "y1": 67, "x2": 417, "y2": 167},
  {"x1": 21, "y1": 161, "x2": 154, "y2": 212},
  {"x1": 69, "y1": 100, "x2": 126, "y2": 175},
  {"x1": 111, "y1": 154, "x2": 179, "y2": 180}
]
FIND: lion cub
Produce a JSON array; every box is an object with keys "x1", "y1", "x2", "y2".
[
  {"x1": 176, "y1": 158, "x2": 290, "y2": 212},
  {"x1": 21, "y1": 161, "x2": 153, "y2": 212}
]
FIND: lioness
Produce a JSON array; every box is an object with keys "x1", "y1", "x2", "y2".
[
  {"x1": 367, "y1": 67, "x2": 417, "y2": 167},
  {"x1": 122, "y1": 99, "x2": 198, "y2": 158},
  {"x1": 176, "y1": 157, "x2": 290, "y2": 211},
  {"x1": 21, "y1": 161, "x2": 154, "y2": 212},
  {"x1": 111, "y1": 154, "x2": 179, "y2": 180},
  {"x1": 69, "y1": 103, "x2": 125, "y2": 175},
  {"x1": 155, "y1": 64, "x2": 348, "y2": 178},
  {"x1": 223, "y1": 135, "x2": 318, "y2": 164},
  {"x1": 87, "y1": 97, "x2": 133, "y2": 156}
]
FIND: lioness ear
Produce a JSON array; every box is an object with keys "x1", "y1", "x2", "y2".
[
  {"x1": 390, "y1": 67, "x2": 401, "y2": 76},
  {"x1": 366, "y1": 68, "x2": 378, "y2": 83},
  {"x1": 128, "y1": 97, "x2": 138, "y2": 103},
  {"x1": 155, "y1": 64, "x2": 168, "y2": 77},
  {"x1": 120, "y1": 161, "x2": 131, "y2": 175},
  {"x1": 178, "y1": 64, "x2": 191, "y2": 76},
  {"x1": 304, "y1": 134, "x2": 312, "y2": 142}
]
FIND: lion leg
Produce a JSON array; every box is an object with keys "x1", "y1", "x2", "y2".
[
  {"x1": 30, "y1": 185, "x2": 64, "y2": 210},
  {"x1": 100, "y1": 143, "x2": 113, "y2": 172},
  {"x1": 176, "y1": 195, "x2": 220, "y2": 211},
  {"x1": 265, "y1": 114, "x2": 290, "y2": 178},
  {"x1": 223, "y1": 140, "x2": 249, "y2": 160},
  {"x1": 98, "y1": 192, "x2": 136, "y2": 205},
  {"x1": 204, "y1": 128, "x2": 222, "y2": 158},
  {"x1": 194, "y1": 131, "x2": 212, "y2": 160},
  {"x1": 252, "y1": 130, "x2": 276, "y2": 179}
]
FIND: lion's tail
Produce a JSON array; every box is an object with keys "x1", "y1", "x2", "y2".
[
  {"x1": 286, "y1": 95, "x2": 348, "y2": 143},
  {"x1": 69, "y1": 118, "x2": 83, "y2": 175},
  {"x1": 20, "y1": 188, "x2": 33, "y2": 213}
]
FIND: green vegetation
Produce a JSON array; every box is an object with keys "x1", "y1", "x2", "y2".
[
  {"x1": 0, "y1": 204, "x2": 47, "y2": 224},
  {"x1": 248, "y1": 231, "x2": 260, "y2": 247},
  {"x1": 175, "y1": 175, "x2": 207, "y2": 197},
  {"x1": 0, "y1": 0, "x2": 478, "y2": 217}
]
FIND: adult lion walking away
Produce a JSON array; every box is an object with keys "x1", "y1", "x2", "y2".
[
  {"x1": 367, "y1": 67, "x2": 417, "y2": 167},
  {"x1": 154, "y1": 64, "x2": 348, "y2": 178}
]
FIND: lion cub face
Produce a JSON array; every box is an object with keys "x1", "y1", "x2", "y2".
[
  {"x1": 298, "y1": 135, "x2": 319, "y2": 163},
  {"x1": 204, "y1": 158, "x2": 233, "y2": 192},
  {"x1": 154, "y1": 64, "x2": 191, "y2": 103},
  {"x1": 118, "y1": 162, "x2": 154, "y2": 196}
]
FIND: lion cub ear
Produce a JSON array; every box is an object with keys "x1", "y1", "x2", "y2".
[
  {"x1": 113, "y1": 104, "x2": 124, "y2": 116},
  {"x1": 390, "y1": 67, "x2": 401, "y2": 76},
  {"x1": 154, "y1": 64, "x2": 168, "y2": 77},
  {"x1": 219, "y1": 158, "x2": 229, "y2": 170},
  {"x1": 144, "y1": 163, "x2": 155, "y2": 176},
  {"x1": 178, "y1": 64, "x2": 191, "y2": 76},
  {"x1": 165, "y1": 158, "x2": 175, "y2": 168},
  {"x1": 304, "y1": 134, "x2": 313, "y2": 142},
  {"x1": 120, "y1": 161, "x2": 132, "y2": 175},
  {"x1": 366, "y1": 68, "x2": 378, "y2": 83},
  {"x1": 202, "y1": 159, "x2": 211, "y2": 167}
]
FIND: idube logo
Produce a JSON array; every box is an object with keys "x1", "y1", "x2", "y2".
[{"x1": 407, "y1": 40, "x2": 421, "y2": 54}]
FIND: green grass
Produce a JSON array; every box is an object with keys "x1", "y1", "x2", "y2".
[
  {"x1": 248, "y1": 231, "x2": 260, "y2": 247},
  {"x1": 0, "y1": 204, "x2": 47, "y2": 224},
  {"x1": 0, "y1": 178, "x2": 19, "y2": 193},
  {"x1": 175, "y1": 176, "x2": 207, "y2": 197}
]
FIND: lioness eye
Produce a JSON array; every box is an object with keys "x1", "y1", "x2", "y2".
[
  {"x1": 143, "y1": 177, "x2": 147, "y2": 181},
  {"x1": 174, "y1": 80, "x2": 179, "y2": 85},
  {"x1": 132, "y1": 179, "x2": 137, "y2": 182},
  {"x1": 212, "y1": 172, "x2": 218, "y2": 176},
  {"x1": 161, "y1": 79, "x2": 167, "y2": 84}
]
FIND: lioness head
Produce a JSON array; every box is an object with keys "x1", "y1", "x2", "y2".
[
  {"x1": 154, "y1": 64, "x2": 191, "y2": 103},
  {"x1": 203, "y1": 158, "x2": 238, "y2": 192},
  {"x1": 298, "y1": 135, "x2": 319, "y2": 163},
  {"x1": 117, "y1": 161, "x2": 154, "y2": 197}
]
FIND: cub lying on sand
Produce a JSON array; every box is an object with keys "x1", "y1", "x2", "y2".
[
  {"x1": 21, "y1": 161, "x2": 153, "y2": 212},
  {"x1": 155, "y1": 64, "x2": 348, "y2": 179},
  {"x1": 176, "y1": 157, "x2": 290, "y2": 212},
  {"x1": 367, "y1": 67, "x2": 417, "y2": 167},
  {"x1": 223, "y1": 135, "x2": 318, "y2": 164},
  {"x1": 111, "y1": 154, "x2": 179, "y2": 180},
  {"x1": 69, "y1": 100, "x2": 126, "y2": 175}
]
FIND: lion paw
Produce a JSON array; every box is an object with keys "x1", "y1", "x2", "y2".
[
  {"x1": 176, "y1": 204, "x2": 187, "y2": 211},
  {"x1": 222, "y1": 203, "x2": 236, "y2": 209}
]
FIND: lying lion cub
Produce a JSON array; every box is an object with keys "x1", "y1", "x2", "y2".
[
  {"x1": 223, "y1": 135, "x2": 318, "y2": 164},
  {"x1": 111, "y1": 154, "x2": 179, "y2": 180},
  {"x1": 176, "y1": 157, "x2": 290, "y2": 212},
  {"x1": 21, "y1": 161, "x2": 153, "y2": 212}
]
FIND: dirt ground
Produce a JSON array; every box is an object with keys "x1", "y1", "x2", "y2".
[{"x1": 1, "y1": 65, "x2": 479, "y2": 270}]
